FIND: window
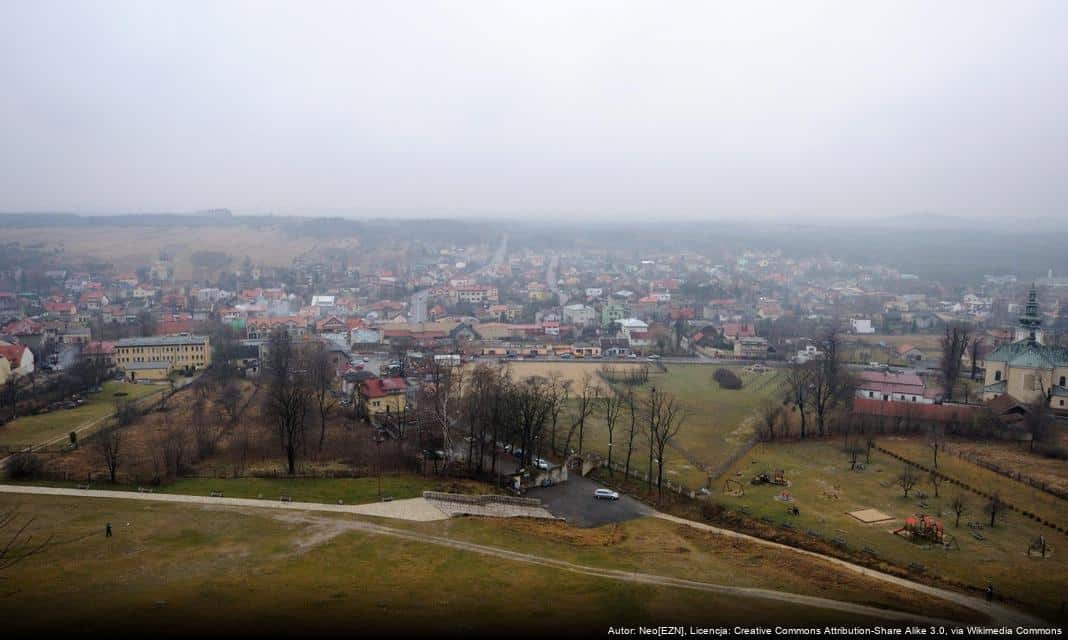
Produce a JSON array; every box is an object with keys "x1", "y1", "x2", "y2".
[
  {"x1": 912, "y1": 396, "x2": 917, "y2": 402},
  {"x1": 868, "y1": 391, "x2": 874, "y2": 398},
  {"x1": 1061, "y1": 376, "x2": 1066, "y2": 387},
  {"x1": 994, "y1": 370, "x2": 1002, "y2": 381}
]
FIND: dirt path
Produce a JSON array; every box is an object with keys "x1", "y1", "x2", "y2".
[
  {"x1": 652, "y1": 512, "x2": 1044, "y2": 627},
  {"x1": 0, "y1": 483, "x2": 1039, "y2": 625}
]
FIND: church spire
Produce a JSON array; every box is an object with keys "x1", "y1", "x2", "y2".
[{"x1": 1019, "y1": 283, "x2": 1042, "y2": 344}]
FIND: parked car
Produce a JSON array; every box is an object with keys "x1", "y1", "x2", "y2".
[
  {"x1": 560, "y1": 353, "x2": 573, "y2": 359},
  {"x1": 594, "y1": 488, "x2": 620, "y2": 500},
  {"x1": 627, "y1": 353, "x2": 638, "y2": 359},
  {"x1": 533, "y1": 458, "x2": 550, "y2": 470}
]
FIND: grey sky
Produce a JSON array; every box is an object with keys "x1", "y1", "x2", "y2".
[{"x1": 2, "y1": 1, "x2": 1066, "y2": 220}]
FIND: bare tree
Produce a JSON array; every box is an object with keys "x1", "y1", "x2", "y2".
[
  {"x1": 951, "y1": 494, "x2": 968, "y2": 528},
  {"x1": 600, "y1": 390, "x2": 625, "y2": 475},
  {"x1": 929, "y1": 470, "x2": 943, "y2": 498},
  {"x1": 216, "y1": 380, "x2": 242, "y2": 424},
  {"x1": 1023, "y1": 392, "x2": 1053, "y2": 452},
  {"x1": 897, "y1": 465, "x2": 917, "y2": 498},
  {"x1": 622, "y1": 387, "x2": 641, "y2": 481},
  {"x1": 421, "y1": 357, "x2": 464, "y2": 470},
  {"x1": 940, "y1": 322, "x2": 971, "y2": 401},
  {"x1": 806, "y1": 329, "x2": 849, "y2": 436},
  {"x1": 647, "y1": 387, "x2": 685, "y2": 500},
  {"x1": 0, "y1": 508, "x2": 52, "y2": 573},
  {"x1": 545, "y1": 372, "x2": 570, "y2": 454},
  {"x1": 564, "y1": 373, "x2": 598, "y2": 455},
  {"x1": 308, "y1": 343, "x2": 338, "y2": 452},
  {"x1": 510, "y1": 377, "x2": 553, "y2": 469},
  {"x1": 758, "y1": 399, "x2": 781, "y2": 442},
  {"x1": 191, "y1": 396, "x2": 223, "y2": 459},
  {"x1": 783, "y1": 361, "x2": 811, "y2": 438},
  {"x1": 969, "y1": 337, "x2": 985, "y2": 381},
  {"x1": 95, "y1": 427, "x2": 122, "y2": 484},
  {"x1": 262, "y1": 330, "x2": 312, "y2": 475},
  {"x1": 987, "y1": 492, "x2": 1004, "y2": 528}
]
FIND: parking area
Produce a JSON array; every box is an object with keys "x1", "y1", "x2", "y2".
[{"x1": 528, "y1": 474, "x2": 652, "y2": 528}]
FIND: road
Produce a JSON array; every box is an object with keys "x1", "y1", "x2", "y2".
[
  {"x1": 408, "y1": 233, "x2": 507, "y2": 324},
  {"x1": 0, "y1": 483, "x2": 1021, "y2": 627},
  {"x1": 545, "y1": 253, "x2": 568, "y2": 306}
]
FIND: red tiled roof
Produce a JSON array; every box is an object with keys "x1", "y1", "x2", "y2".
[
  {"x1": 361, "y1": 376, "x2": 407, "y2": 398},
  {"x1": 0, "y1": 344, "x2": 27, "y2": 365},
  {"x1": 852, "y1": 398, "x2": 976, "y2": 423}
]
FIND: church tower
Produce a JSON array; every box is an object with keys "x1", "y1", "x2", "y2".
[{"x1": 1013, "y1": 284, "x2": 1044, "y2": 344}]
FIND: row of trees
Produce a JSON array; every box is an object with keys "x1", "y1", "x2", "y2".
[
  {"x1": 780, "y1": 329, "x2": 853, "y2": 438},
  {"x1": 455, "y1": 365, "x2": 686, "y2": 499}
]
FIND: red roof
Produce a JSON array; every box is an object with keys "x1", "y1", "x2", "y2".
[
  {"x1": 0, "y1": 344, "x2": 27, "y2": 366},
  {"x1": 852, "y1": 398, "x2": 976, "y2": 423},
  {"x1": 721, "y1": 323, "x2": 756, "y2": 339},
  {"x1": 361, "y1": 377, "x2": 407, "y2": 398},
  {"x1": 83, "y1": 341, "x2": 116, "y2": 355}
]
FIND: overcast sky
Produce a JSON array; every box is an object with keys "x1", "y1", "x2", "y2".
[{"x1": 2, "y1": 1, "x2": 1066, "y2": 221}]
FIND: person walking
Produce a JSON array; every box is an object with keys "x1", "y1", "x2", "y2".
[
  {"x1": 985, "y1": 582, "x2": 993, "y2": 602},
  {"x1": 105, "y1": 522, "x2": 112, "y2": 538}
]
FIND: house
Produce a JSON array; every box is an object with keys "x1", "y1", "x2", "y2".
[
  {"x1": 562, "y1": 304, "x2": 596, "y2": 327},
  {"x1": 854, "y1": 370, "x2": 936, "y2": 404},
  {"x1": 359, "y1": 376, "x2": 408, "y2": 416},
  {"x1": 734, "y1": 336, "x2": 769, "y2": 360},
  {"x1": 850, "y1": 318, "x2": 875, "y2": 334},
  {"x1": 720, "y1": 323, "x2": 756, "y2": 342},
  {"x1": 896, "y1": 344, "x2": 925, "y2": 363},
  {"x1": 618, "y1": 318, "x2": 650, "y2": 347},
  {"x1": 0, "y1": 343, "x2": 35, "y2": 377}
]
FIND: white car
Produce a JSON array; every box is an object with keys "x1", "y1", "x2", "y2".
[
  {"x1": 594, "y1": 488, "x2": 620, "y2": 500},
  {"x1": 533, "y1": 458, "x2": 550, "y2": 470}
]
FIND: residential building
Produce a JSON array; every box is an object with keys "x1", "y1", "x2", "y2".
[{"x1": 114, "y1": 335, "x2": 212, "y2": 381}]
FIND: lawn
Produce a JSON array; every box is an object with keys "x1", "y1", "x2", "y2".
[
  {"x1": 0, "y1": 494, "x2": 938, "y2": 633},
  {"x1": 876, "y1": 437, "x2": 1068, "y2": 532},
  {"x1": 712, "y1": 439, "x2": 1068, "y2": 618},
  {"x1": 0, "y1": 381, "x2": 162, "y2": 448},
  {"x1": 562, "y1": 364, "x2": 782, "y2": 491}
]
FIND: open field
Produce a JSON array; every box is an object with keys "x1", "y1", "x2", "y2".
[
  {"x1": 6, "y1": 225, "x2": 355, "y2": 275},
  {"x1": 0, "y1": 492, "x2": 988, "y2": 632},
  {"x1": 0, "y1": 380, "x2": 162, "y2": 448},
  {"x1": 564, "y1": 365, "x2": 782, "y2": 490},
  {"x1": 482, "y1": 360, "x2": 644, "y2": 393},
  {"x1": 713, "y1": 439, "x2": 1068, "y2": 618}
]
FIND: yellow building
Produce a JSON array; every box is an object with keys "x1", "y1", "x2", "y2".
[
  {"x1": 359, "y1": 377, "x2": 408, "y2": 416},
  {"x1": 115, "y1": 335, "x2": 212, "y2": 381},
  {"x1": 982, "y1": 288, "x2": 1068, "y2": 411}
]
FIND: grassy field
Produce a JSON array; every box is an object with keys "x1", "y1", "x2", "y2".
[
  {"x1": 478, "y1": 360, "x2": 643, "y2": 393},
  {"x1": 876, "y1": 437, "x2": 1068, "y2": 532},
  {"x1": 9, "y1": 475, "x2": 490, "y2": 505},
  {"x1": 0, "y1": 493, "x2": 985, "y2": 632},
  {"x1": 564, "y1": 365, "x2": 782, "y2": 490},
  {"x1": 0, "y1": 381, "x2": 161, "y2": 448},
  {"x1": 712, "y1": 439, "x2": 1068, "y2": 617}
]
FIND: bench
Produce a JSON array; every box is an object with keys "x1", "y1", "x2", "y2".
[
  {"x1": 862, "y1": 546, "x2": 878, "y2": 556},
  {"x1": 77, "y1": 483, "x2": 91, "y2": 490},
  {"x1": 137, "y1": 486, "x2": 154, "y2": 493},
  {"x1": 831, "y1": 537, "x2": 847, "y2": 548},
  {"x1": 280, "y1": 495, "x2": 292, "y2": 503},
  {"x1": 908, "y1": 562, "x2": 926, "y2": 574},
  {"x1": 805, "y1": 529, "x2": 821, "y2": 538},
  {"x1": 971, "y1": 531, "x2": 985, "y2": 541},
  {"x1": 209, "y1": 490, "x2": 223, "y2": 498}
]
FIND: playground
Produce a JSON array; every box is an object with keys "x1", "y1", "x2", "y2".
[{"x1": 713, "y1": 439, "x2": 1068, "y2": 618}]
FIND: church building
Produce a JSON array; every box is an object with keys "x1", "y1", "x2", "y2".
[{"x1": 981, "y1": 286, "x2": 1068, "y2": 411}]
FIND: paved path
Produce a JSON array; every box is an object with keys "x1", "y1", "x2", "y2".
[
  {"x1": 0, "y1": 484, "x2": 1045, "y2": 626},
  {"x1": 0, "y1": 484, "x2": 449, "y2": 521}
]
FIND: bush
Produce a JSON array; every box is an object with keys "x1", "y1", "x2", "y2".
[
  {"x1": 713, "y1": 368, "x2": 743, "y2": 390},
  {"x1": 5, "y1": 451, "x2": 42, "y2": 480}
]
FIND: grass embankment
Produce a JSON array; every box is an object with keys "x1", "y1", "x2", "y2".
[
  {"x1": 0, "y1": 381, "x2": 161, "y2": 448},
  {"x1": 0, "y1": 493, "x2": 983, "y2": 632}
]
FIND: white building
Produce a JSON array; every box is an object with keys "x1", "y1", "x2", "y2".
[
  {"x1": 562, "y1": 304, "x2": 596, "y2": 327},
  {"x1": 850, "y1": 318, "x2": 875, "y2": 334},
  {"x1": 618, "y1": 318, "x2": 650, "y2": 347}
]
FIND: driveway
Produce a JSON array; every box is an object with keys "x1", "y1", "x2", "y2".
[{"x1": 528, "y1": 473, "x2": 652, "y2": 527}]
